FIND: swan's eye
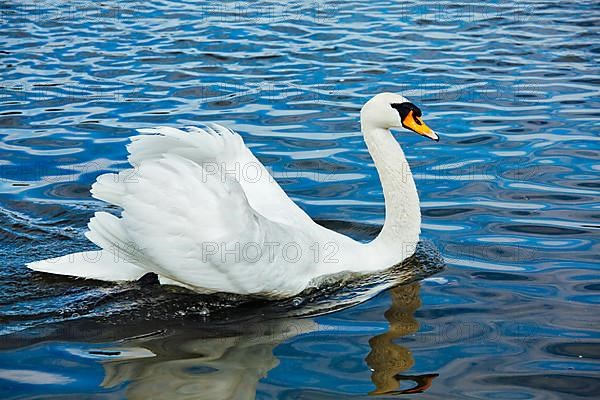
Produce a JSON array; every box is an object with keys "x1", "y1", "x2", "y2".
[
  {"x1": 390, "y1": 102, "x2": 412, "y2": 119},
  {"x1": 391, "y1": 102, "x2": 421, "y2": 121}
]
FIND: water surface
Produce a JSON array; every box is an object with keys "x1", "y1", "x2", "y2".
[{"x1": 1, "y1": 0, "x2": 599, "y2": 398}]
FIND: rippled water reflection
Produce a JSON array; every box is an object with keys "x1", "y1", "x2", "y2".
[{"x1": 1, "y1": 0, "x2": 599, "y2": 398}]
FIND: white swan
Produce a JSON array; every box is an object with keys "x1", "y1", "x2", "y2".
[{"x1": 27, "y1": 93, "x2": 438, "y2": 298}]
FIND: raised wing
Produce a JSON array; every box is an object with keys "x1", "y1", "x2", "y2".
[
  {"x1": 87, "y1": 126, "x2": 320, "y2": 296},
  {"x1": 93, "y1": 125, "x2": 314, "y2": 227}
]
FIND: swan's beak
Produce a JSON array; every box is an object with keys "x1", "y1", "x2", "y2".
[{"x1": 402, "y1": 110, "x2": 439, "y2": 142}]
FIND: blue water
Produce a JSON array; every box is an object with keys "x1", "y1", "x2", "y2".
[{"x1": 1, "y1": 0, "x2": 600, "y2": 398}]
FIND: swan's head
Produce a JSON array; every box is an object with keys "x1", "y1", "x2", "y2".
[{"x1": 360, "y1": 93, "x2": 439, "y2": 141}]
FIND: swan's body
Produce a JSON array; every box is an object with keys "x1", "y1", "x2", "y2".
[{"x1": 27, "y1": 93, "x2": 438, "y2": 298}]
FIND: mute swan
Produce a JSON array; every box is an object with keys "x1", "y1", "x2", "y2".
[{"x1": 27, "y1": 93, "x2": 438, "y2": 298}]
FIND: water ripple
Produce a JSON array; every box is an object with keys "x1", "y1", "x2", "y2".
[{"x1": 1, "y1": 0, "x2": 599, "y2": 398}]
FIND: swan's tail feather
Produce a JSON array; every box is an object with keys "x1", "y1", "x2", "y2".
[
  {"x1": 26, "y1": 250, "x2": 146, "y2": 281},
  {"x1": 27, "y1": 212, "x2": 153, "y2": 283},
  {"x1": 26, "y1": 212, "x2": 204, "y2": 290},
  {"x1": 26, "y1": 250, "x2": 199, "y2": 290}
]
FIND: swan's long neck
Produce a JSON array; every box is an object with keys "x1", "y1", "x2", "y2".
[{"x1": 363, "y1": 126, "x2": 421, "y2": 264}]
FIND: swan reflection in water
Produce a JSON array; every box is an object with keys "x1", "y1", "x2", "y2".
[
  {"x1": 99, "y1": 318, "x2": 317, "y2": 399},
  {"x1": 98, "y1": 282, "x2": 436, "y2": 398},
  {"x1": 366, "y1": 282, "x2": 438, "y2": 395}
]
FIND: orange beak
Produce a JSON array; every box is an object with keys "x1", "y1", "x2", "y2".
[{"x1": 402, "y1": 110, "x2": 439, "y2": 142}]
